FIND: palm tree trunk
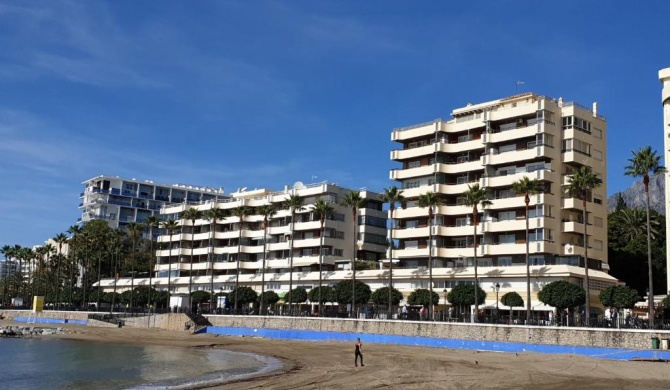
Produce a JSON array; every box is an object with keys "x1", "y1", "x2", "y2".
[
  {"x1": 261, "y1": 223, "x2": 268, "y2": 315},
  {"x1": 473, "y1": 208, "x2": 479, "y2": 323},
  {"x1": 645, "y1": 184, "x2": 654, "y2": 325},
  {"x1": 351, "y1": 210, "x2": 357, "y2": 318},
  {"x1": 188, "y1": 233, "x2": 194, "y2": 312},
  {"x1": 209, "y1": 223, "x2": 214, "y2": 312},
  {"x1": 388, "y1": 208, "x2": 394, "y2": 318},
  {"x1": 318, "y1": 222, "x2": 324, "y2": 316},
  {"x1": 288, "y1": 212, "x2": 296, "y2": 316},
  {"x1": 131, "y1": 238, "x2": 136, "y2": 311},
  {"x1": 97, "y1": 252, "x2": 102, "y2": 310},
  {"x1": 428, "y1": 208, "x2": 433, "y2": 321},
  {"x1": 235, "y1": 224, "x2": 242, "y2": 314},
  {"x1": 525, "y1": 199, "x2": 531, "y2": 321},
  {"x1": 582, "y1": 197, "x2": 590, "y2": 324},
  {"x1": 148, "y1": 228, "x2": 153, "y2": 313},
  {"x1": 167, "y1": 234, "x2": 173, "y2": 310},
  {"x1": 56, "y1": 250, "x2": 62, "y2": 310}
]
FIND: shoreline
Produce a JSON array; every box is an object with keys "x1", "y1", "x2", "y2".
[{"x1": 3, "y1": 320, "x2": 670, "y2": 389}]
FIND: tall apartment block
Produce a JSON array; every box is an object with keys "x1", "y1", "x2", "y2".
[
  {"x1": 79, "y1": 175, "x2": 227, "y2": 235},
  {"x1": 390, "y1": 92, "x2": 610, "y2": 306},
  {"x1": 149, "y1": 182, "x2": 387, "y2": 294},
  {"x1": 660, "y1": 67, "x2": 670, "y2": 293}
]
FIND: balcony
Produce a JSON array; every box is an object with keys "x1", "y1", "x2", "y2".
[
  {"x1": 487, "y1": 123, "x2": 538, "y2": 144},
  {"x1": 485, "y1": 146, "x2": 546, "y2": 166},
  {"x1": 562, "y1": 220, "x2": 585, "y2": 234},
  {"x1": 391, "y1": 119, "x2": 441, "y2": 141},
  {"x1": 390, "y1": 164, "x2": 434, "y2": 180}
]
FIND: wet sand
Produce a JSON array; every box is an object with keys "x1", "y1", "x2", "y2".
[{"x1": 4, "y1": 320, "x2": 670, "y2": 389}]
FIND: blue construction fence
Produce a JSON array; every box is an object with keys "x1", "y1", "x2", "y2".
[{"x1": 201, "y1": 326, "x2": 670, "y2": 361}]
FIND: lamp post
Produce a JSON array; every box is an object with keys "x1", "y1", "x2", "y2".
[
  {"x1": 443, "y1": 288, "x2": 448, "y2": 321},
  {"x1": 494, "y1": 283, "x2": 500, "y2": 319}
]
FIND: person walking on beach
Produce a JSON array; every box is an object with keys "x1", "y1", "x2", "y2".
[{"x1": 354, "y1": 338, "x2": 364, "y2": 367}]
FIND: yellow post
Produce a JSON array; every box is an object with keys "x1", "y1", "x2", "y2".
[{"x1": 33, "y1": 296, "x2": 44, "y2": 313}]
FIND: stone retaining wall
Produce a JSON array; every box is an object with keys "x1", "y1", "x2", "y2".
[
  {"x1": 121, "y1": 314, "x2": 191, "y2": 331},
  {"x1": 0, "y1": 310, "x2": 90, "y2": 321},
  {"x1": 204, "y1": 316, "x2": 670, "y2": 350}
]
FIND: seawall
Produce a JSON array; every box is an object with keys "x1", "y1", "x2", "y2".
[{"x1": 203, "y1": 315, "x2": 670, "y2": 351}]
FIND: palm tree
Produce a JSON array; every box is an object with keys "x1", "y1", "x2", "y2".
[
  {"x1": 381, "y1": 186, "x2": 406, "y2": 317},
  {"x1": 258, "y1": 204, "x2": 277, "y2": 315},
  {"x1": 110, "y1": 229, "x2": 124, "y2": 312},
  {"x1": 161, "y1": 219, "x2": 180, "y2": 308},
  {"x1": 462, "y1": 184, "x2": 492, "y2": 322},
  {"x1": 53, "y1": 233, "x2": 68, "y2": 310},
  {"x1": 511, "y1": 176, "x2": 542, "y2": 322},
  {"x1": 625, "y1": 146, "x2": 666, "y2": 324},
  {"x1": 341, "y1": 191, "x2": 367, "y2": 318},
  {"x1": 67, "y1": 225, "x2": 83, "y2": 308},
  {"x1": 231, "y1": 206, "x2": 251, "y2": 313},
  {"x1": 1, "y1": 245, "x2": 12, "y2": 305},
  {"x1": 33, "y1": 246, "x2": 46, "y2": 298},
  {"x1": 283, "y1": 194, "x2": 304, "y2": 315},
  {"x1": 204, "y1": 206, "x2": 227, "y2": 311},
  {"x1": 181, "y1": 208, "x2": 203, "y2": 307},
  {"x1": 42, "y1": 243, "x2": 55, "y2": 305},
  {"x1": 311, "y1": 199, "x2": 335, "y2": 316},
  {"x1": 418, "y1": 191, "x2": 442, "y2": 321},
  {"x1": 126, "y1": 222, "x2": 144, "y2": 310},
  {"x1": 144, "y1": 216, "x2": 160, "y2": 309},
  {"x1": 565, "y1": 165, "x2": 603, "y2": 323}
]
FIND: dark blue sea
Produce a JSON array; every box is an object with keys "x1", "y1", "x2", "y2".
[{"x1": 0, "y1": 337, "x2": 280, "y2": 389}]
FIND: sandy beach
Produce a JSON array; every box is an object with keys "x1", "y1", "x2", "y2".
[{"x1": 4, "y1": 320, "x2": 670, "y2": 390}]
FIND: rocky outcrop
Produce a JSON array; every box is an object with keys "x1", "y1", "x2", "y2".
[
  {"x1": 608, "y1": 174, "x2": 665, "y2": 213},
  {"x1": 0, "y1": 325, "x2": 71, "y2": 337}
]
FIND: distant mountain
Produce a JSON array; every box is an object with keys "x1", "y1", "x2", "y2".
[{"x1": 607, "y1": 174, "x2": 665, "y2": 214}]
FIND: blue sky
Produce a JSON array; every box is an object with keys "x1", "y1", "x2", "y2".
[{"x1": 1, "y1": 1, "x2": 668, "y2": 247}]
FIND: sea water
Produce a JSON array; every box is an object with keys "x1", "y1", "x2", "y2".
[{"x1": 0, "y1": 338, "x2": 280, "y2": 390}]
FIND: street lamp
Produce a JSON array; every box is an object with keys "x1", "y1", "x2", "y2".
[{"x1": 494, "y1": 283, "x2": 500, "y2": 317}]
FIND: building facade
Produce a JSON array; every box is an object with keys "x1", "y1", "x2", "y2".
[
  {"x1": 79, "y1": 175, "x2": 227, "y2": 236},
  {"x1": 388, "y1": 92, "x2": 612, "y2": 310},
  {"x1": 660, "y1": 67, "x2": 670, "y2": 293},
  {"x1": 96, "y1": 182, "x2": 388, "y2": 299}
]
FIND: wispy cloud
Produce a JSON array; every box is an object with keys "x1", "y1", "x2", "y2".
[{"x1": 0, "y1": 1, "x2": 164, "y2": 88}]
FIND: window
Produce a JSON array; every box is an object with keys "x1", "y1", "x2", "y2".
[
  {"x1": 528, "y1": 205, "x2": 544, "y2": 218},
  {"x1": 530, "y1": 255, "x2": 545, "y2": 265},
  {"x1": 406, "y1": 220, "x2": 419, "y2": 229},
  {"x1": 405, "y1": 240, "x2": 418, "y2": 249},
  {"x1": 594, "y1": 217, "x2": 603, "y2": 227},
  {"x1": 404, "y1": 180, "x2": 420, "y2": 189},
  {"x1": 408, "y1": 161, "x2": 421, "y2": 168},
  {"x1": 562, "y1": 139, "x2": 591, "y2": 156},
  {"x1": 592, "y1": 149, "x2": 603, "y2": 161},
  {"x1": 592, "y1": 240, "x2": 603, "y2": 250},
  {"x1": 457, "y1": 176, "x2": 469, "y2": 184},
  {"x1": 334, "y1": 249, "x2": 343, "y2": 256},
  {"x1": 593, "y1": 196, "x2": 603, "y2": 205},
  {"x1": 526, "y1": 163, "x2": 546, "y2": 172},
  {"x1": 455, "y1": 217, "x2": 469, "y2": 227},
  {"x1": 499, "y1": 189, "x2": 515, "y2": 199},
  {"x1": 499, "y1": 144, "x2": 517, "y2": 153},
  {"x1": 499, "y1": 211, "x2": 516, "y2": 221},
  {"x1": 529, "y1": 230, "x2": 543, "y2": 242},
  {"x1": 499, "y1": 234, "x2": 515, "y2": 244},
  {"x1": 497, "y1": 256, "x2": 512, "y2": 266},
  {"x1": 593, "y1": 128, "x2": 603, "y2": 139}
]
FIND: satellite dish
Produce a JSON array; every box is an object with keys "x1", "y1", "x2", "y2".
[
  {"x1": 564, "y1": 243, "x2": 573, "y2": 255},
  {"x1": 293, "y1": 181, "x2": 305, "y2": 189}
]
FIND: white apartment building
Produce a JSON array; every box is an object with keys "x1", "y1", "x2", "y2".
[
  {"x1": 660, "y1": 67, "x2": 670, "y2": 293},
  {"x1": 79, "y1": 175, "x2": 227, "y2": 237},
  {"x1": 387, "y1": 92, "x2": 616, "y2": 312},
  {"x1": 98, "y1": 181, "x2": 388, "y2": 301}
]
